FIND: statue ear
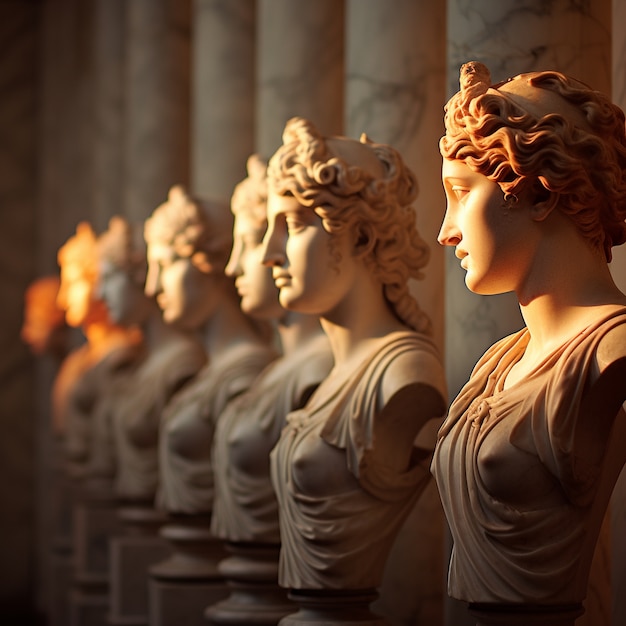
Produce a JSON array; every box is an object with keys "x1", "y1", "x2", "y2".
[
  {"x1": 530, "y1": 193, "x2": 559, "y2": 222},
  {"x1": 191, "y1": 252, "x2": 214, "y2": 273},
  {"x1": 353, "y1": 223, "x2": 375, "y2": 258},
  {"x1": 529, "y1": 180, "x2": 558, "y2": 222}
]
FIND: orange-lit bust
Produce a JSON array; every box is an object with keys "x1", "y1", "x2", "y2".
[
  {"x1": 54, "y1": 223, "x2": 142, "y2": 477},
  {"x1": 432, "y1": 62, "x2": 626, "y2": 625},
  {"x1": 21, "y1": 275, "x2": 68, "y2": 358}
]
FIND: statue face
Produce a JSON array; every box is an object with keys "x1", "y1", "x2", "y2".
[
  {"x1": 226, "y1": 213, "x2": 283, "y2": 320},
  {"x1": 145, "y1": 241, "x2": 216, "y2": 330},
  {"x1": 439, "y1": 158, "x2": 538, "y2": 296},
  {"x1": 262, "y1": 193, "x2": 358, "y2": 319},
  {"x1": 97, "y1": 261, "x2": 143, "y2": 326},
  {"x1": 57, "y1": 262, "x2": 94, "y2": 327}
]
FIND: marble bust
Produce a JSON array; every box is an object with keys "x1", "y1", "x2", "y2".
[
  {"x1": 261, "y1": 117, "x2": 447, "y2": 619},
  {"x1": 211, "y1": 154, "x2": 333, "y2": 545},
  {"x1": 144, "y1": 185, "x2": 277, "y2": 516},
  {"x1": 55, "y1": 222, "x2": 143, "y2": 478},
  {"x1": 432, "y1": 61, "x2": 626, "y2": 625},
  {"x1": 93, "y1": 215, "x2": 206, "y2": 502},
  {"x1": 21, "y1": 275, "x2": 68, "y2": 360}
]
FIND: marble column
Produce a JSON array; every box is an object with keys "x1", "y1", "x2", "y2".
[
  {"x1": 191, "y1": 0, "x2": 256, "y2": 203},
  {"x1": 344, "y1": 2, "x2": 447, "y2": 624},
  {"x1": 256, "y1": 0, "x2": 345, "y2": 158},
  {"x1": 92, "y1": 0, "x2": 125, "y2": 233},
  {"x1": 611, "y1": 3, "x2": 626, "y2": 626},
  {"x1": 0, "y1": 1, "x2": 39, "y2": 620},
  {"x1": 124, "y1": 0, "x2": 192, "y2": 223},
  {"x1": 445, "y1": 2, "x2": 613, "y2": 625},
  {"x1": 40, "y1": 0, "x2": 96, "y2": 263}
]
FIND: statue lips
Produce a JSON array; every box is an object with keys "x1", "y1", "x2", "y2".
[
  {"x1": 456, "y1": 248, "x2": 468, "y2": 269},
  {"x1": 272, "y1": 272, "x2": 291, "y2": 289}
]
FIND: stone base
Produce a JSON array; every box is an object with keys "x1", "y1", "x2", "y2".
[
  {"x1": 73, "y1": 484, "x2": 122, "y2": 584},
  {"x1": 147, "y1": 516, "x2": 228, "y2": 626},
  {"x1": 205, "y1": 542, "x2": 294, "y2": 625},
  {"x1": 278, "y1": 590, "x2": 388, "y2": 625},
  {"x1": 48, "y1": 548, "x2": 73, "y2": 626},
  {"x1": 70, "y1": 482, "x2": 121, "y2": 625},
  {"x1": 69, "y1": 583, "x2": 110, "y2": 626},
  {"x1": 467, "y1": 603, "x2": 585, "y2": 626},
  {"x1": 108, "y1": 533, "x2": 171, "y2": 625},
  {"x1": 149, "y1": 578, "x2": 229, "y2": 626}
]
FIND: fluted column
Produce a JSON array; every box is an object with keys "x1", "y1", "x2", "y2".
[
  {"x1": 192, "y1": 0, "x2": 256, "y2": 202},
  {"x1": 611, "y1": 4, "x2": 626, "y2": 626},
  {"x1": 124, "y1": 0, "x2": 192, "y2": 223},
  {"x1": 344, "y1": 2, "x2": 446, "y2": 625},
  {"x1": 92, "y1": 0, "x2": 124, "y2": 232},
  {"x1": 445, "y1": 2, "x2": 613, "y2": 625},
  {"x1": 256, "y1": 0, "x2": 344, "y2": 158}
]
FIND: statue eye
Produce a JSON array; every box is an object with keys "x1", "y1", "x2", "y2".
[{"x1": 451, "y1": 185, "x2": 469, "y2": 201}]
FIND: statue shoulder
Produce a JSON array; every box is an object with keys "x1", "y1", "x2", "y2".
[
  {"x1": 378, "y1": 333, "x2": 446, "y2": 411},
  {"x1": 595, "y1": 318, "x2": 626, "y2": 373}
]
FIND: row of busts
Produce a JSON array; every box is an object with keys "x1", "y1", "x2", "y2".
[
  {"x1": 22, "y1": 55, "x2": 626, "y2": 626},
  {"x1": 24, "y1": 118, "x2": 447, "y2": 625}
]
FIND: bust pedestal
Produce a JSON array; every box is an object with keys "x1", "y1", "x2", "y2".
[
  {"x1": 205, "y1": 542, "x2": 294, "y2": 625},
  {"x1": 467, "y1": 603, "x2": 585, "y2": 626},
  {"x1": 69, "y1": 479, "x2": 122, "y2": 626},
  {"x1": 148, "y1": 515, "x2": 228, "y2": 626},
  {"x1": 108, "y1": 505, "x2": 171, "y2": 625},
  {"x1": 48, "y1": 453, "x2": 74, "y2": 626},
  {"x1": 278, "y1": 590, "x2": 388, "y2": 626}
]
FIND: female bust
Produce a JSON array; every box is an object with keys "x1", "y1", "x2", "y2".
[
  {"x1": 94, "y1": 216, "x2": 206, "y2": 502},
  {"x1": 211, "y1": 154, "x2": 333, "y2": 544},
  {"x1": 432, "y1": 61, "x2": 626, "y2": 625},
  {"x1": 208, "y1": 154, "x2": 334, "y2": 624},
  {"x1": 21, "y1": 275, "x2": 68, "y2": 360},
  {"x1": 55, "y1": 222, "x2": 143, "y2": 478},
  {"x1": 144, "y1": 185, "x2": 277, "y2": 516},
  {"x1": 261, "y1": 118, "x2": 447, "y2": 614}
]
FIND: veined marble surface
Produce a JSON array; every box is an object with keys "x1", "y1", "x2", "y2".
[
  {"x1": 124, "y1": 0, "x2": 191, "y2": 223},
  {"x1": 256, "y1": 0, "x2": 345, "y2": 156},
  {"x1": 192, "y1": 0, "x2": 256, "y2": 202}
]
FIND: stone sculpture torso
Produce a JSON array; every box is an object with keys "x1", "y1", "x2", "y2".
[
  {"x1": 432, "y1": 308, "x2": 626, "y2": 605},
  {"x1": 211, "y1": 334, "x2": 333, "y2": 544},
  {"x1": 113, "y1": 333, "x2": 207, "y2": 501},
  {"x1": 62, "y1": 329, "x2": 143, "y2": 478},
  {"x1": 157, "y1": 343, "x2": 277, "y2": 515},
  {"x1": 271, "y1": 331, "x2": 445, "y2": 589}
]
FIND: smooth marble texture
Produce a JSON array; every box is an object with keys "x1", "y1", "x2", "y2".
[
  {"x1": 345, "y1": 3, "x2": 447, "y2": 624},
  {"x1": 192, "y1": 0, "x2": 256, "y2": 201},
  {"x1": 124, "y1": 0, "x2": 192, "y2": 223},
  {"x1": 256, "y1": 0, "x2": 344, "y2": 156}
]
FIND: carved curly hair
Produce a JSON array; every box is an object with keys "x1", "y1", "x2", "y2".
[
  {"x1": 231, "y1": 154, "x2": 269, "y2": 229},
  {"x1": 144, "y1": 185, "x2": 233, "y2": 274},
  {"x1": 267, "y1": 117, "x2": 432, "y2": 335},
  {"x1": 97, "y1": 216, "x2": 147, "y2": 285},
  {"x1": 440, "y1": 61, "x2": 626, "y2": 262},
  {"x1": 58, "y1": 222, "x2": 99, "y2": 284}
]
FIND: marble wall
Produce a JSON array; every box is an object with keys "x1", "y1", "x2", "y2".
[
  {"x1": 191, "y1": 0, "x2": 257, "y2": 203},
  {"x1": 1, "y1": 0, "x2": 625, "y2": 623},
  {"x1": 124, "y1": 0, "x2": 192, "y2": 224}
]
